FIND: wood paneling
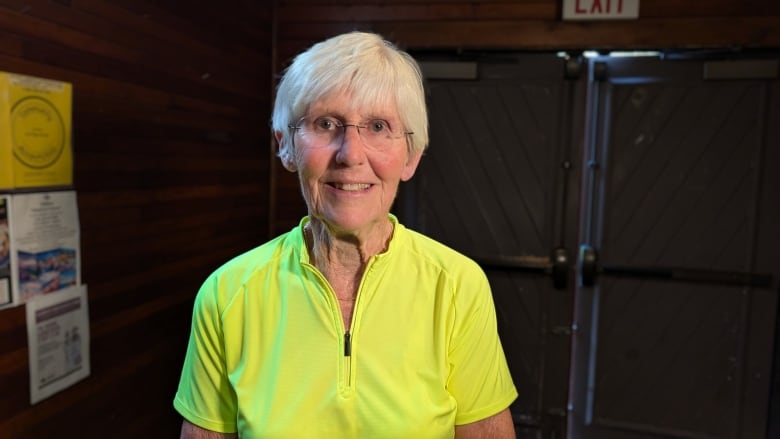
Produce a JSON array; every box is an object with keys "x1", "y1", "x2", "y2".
[
  {"x1": 270, "y1": 0, "x2": 780, "y2": 235},
  {"x1": 0, "y1": 0, "x2": 777, "y2": 437},
  {"x1": 0, "y1": 0, "x2": 271, "y2": 437}
]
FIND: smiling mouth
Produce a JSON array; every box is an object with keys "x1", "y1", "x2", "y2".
[{"x1": 331, "y1": 183, "x2": 372, "y2": 191}]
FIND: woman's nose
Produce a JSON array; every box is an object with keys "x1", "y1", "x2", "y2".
[{"x1": 335, "y1": 125, "x2": 366, "y2": 164}]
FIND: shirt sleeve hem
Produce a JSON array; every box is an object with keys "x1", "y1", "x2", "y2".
[
  {"x1": 454, "y1": 389, "x2": 519, "y2": 426},
  {"x1": 173, "y1": 396, "x2": 238, "y2": 434}
]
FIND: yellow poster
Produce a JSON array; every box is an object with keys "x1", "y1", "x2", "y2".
[{"x1": 0, "y1": 72, "x2": 73, "y2": 190}]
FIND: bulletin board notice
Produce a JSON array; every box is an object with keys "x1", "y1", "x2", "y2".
[
  {"x1": 26, "y1": 284, "x2": 90, "y2": 404},
  {"x1": 6, "y1": 190, "x2": 81, "y2": 308}
]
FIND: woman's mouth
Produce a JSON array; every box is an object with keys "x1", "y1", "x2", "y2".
[{"x1": 331, "y1": 183, "x2": 371, "y2": 191}]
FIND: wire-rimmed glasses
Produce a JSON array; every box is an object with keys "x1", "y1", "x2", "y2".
[{"x1": 288, "y1": 115, "x2": 413, "y2": 151}]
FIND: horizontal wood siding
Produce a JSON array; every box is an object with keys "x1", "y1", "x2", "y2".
[
  {"x1": 0, "y1": 1, "x2": 271, "y2": 437},
  {"x1": 270, "y1": 0, "x2": 780, "y2": 235},
  {"x1": 0, "y1": 0, "x2": 777, "y2": 436}
]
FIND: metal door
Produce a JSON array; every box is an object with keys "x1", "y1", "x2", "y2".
[
  {"x1": 398, "y1": 54, "x2": 586, "y2": 438},
  {"x1": 568, "y1": 56, "x2": 780, "y2": 439},
  {"x1": 399, "y1": 53, "x2": 779, "y2": 439}
]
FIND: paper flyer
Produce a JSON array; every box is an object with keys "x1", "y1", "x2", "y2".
[
  {"x1": 0, "y1": 71, "x2": 73, "y2": 190},
  {"x1": 26, "y1": 284, "x2": 90, "y2": 404},
  {"x1": 8, "y1": 190, "x2": 80, "y2": 307}
]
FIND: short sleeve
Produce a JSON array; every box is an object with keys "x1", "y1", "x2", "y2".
[
  {"x1": 447, "y1": 266, "x2": 518, "y2": 425},
  {"x1": 173, "y1": 274, "x2": 238, "y2": 433}
]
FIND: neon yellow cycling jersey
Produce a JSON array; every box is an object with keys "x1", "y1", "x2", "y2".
[{"x1": 174, "y1": 215, "x2": 517, "y2": 438}]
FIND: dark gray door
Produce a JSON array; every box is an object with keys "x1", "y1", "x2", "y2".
[
  {"x1": 569, "y1": 56, "x2": 779, "y2": 439},
  {"x1": 399, "y1": 53, "x2": 779, "y2": 439},
  {"x1": 399, "y1": 54, "x2": 585, "y2": 438}
]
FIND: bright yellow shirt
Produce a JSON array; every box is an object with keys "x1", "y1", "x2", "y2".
[{"x1": 174, "y1": 215, "x2": 517, "y2": 438}]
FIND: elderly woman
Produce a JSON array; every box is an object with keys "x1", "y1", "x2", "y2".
[{"x1": 174, "y1": 31, "x2": 517, "y2": 438}]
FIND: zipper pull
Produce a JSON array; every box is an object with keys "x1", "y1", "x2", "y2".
[{"x1": 344, "y1": 331, "x2": 351, "y2": 357}]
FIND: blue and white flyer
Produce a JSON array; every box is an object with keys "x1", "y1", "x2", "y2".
[
  {"x1": 8, "y1": 190, "x2": 80, "y2": 307},
  {"x1": 26, "y1": 284, "x2": 90, "y2": 404}
]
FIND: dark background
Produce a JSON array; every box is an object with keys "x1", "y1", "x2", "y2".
[{"x1": 0, "y1": 1, "x2": 778, "y2": 438}]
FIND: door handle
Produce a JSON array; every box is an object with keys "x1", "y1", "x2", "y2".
[
  {"x1": 577, "y1": 245, "x2": 773, "y2": 288},
  {"x1": 601, "y1": 265, "x2": 773, "y2": 288},
  {"x1": 474, "y1": 248, "x2": 570, "y2": 291}
]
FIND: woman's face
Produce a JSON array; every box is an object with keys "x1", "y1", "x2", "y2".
[{"x1": 278, "y1": 91, "x2": 422, "y2": 236}]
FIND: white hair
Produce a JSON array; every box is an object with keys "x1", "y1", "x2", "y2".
[{"x1": 271, "y1": 31, "x2": 429, "y2": 161}]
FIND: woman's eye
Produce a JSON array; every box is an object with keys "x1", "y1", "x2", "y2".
[
  {"x1": 369, "y1": 120, "x2": 387, "y2": 133},
  {"x1": 314, "y1": 118, "x2": 337, "y2": 131}
]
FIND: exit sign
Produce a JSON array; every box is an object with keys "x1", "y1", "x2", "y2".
[{"x1": 562, "y1": 0, "x2": 640, "y2": 20}]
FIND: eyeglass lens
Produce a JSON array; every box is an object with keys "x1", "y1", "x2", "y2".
[{"x1": 294, "y1": 116, "x2": 406, "y2": 151}]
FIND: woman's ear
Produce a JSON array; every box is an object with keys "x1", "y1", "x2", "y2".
[
  {"x1": 275, "y1": 131, "x2": 297, "y2": 172},
  {"x1": 281, "y1": 155, "x2": 297, "y2": 172},
  {"x1": 400, "y1": 149, "x2": 423, "y2": 182}
]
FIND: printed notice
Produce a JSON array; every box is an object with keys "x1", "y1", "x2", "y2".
[
  {"x1": 9, "y1": 190, "x2": 80, "y2": 305},
  {"x1": 26, "y1": 284, "x2": 90, "y2": 404}
]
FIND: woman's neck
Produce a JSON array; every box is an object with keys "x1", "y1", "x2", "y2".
[{"x1": 304, "y1": 217, "x2": 393, "y2": 278}]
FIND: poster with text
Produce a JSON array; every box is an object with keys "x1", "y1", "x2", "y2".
[
  {"x1": 9, "y1": 190, "x2": 80, "y2": 306},
  {"x1": 26, "y1": 284, "x2": 90, "y2": 404}
]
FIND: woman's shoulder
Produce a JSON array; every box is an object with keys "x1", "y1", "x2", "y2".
[
  {"x1": 199, "y1": 228, "x2": 302, "y2": 302},
  {"x1": 393, "y1": 225, "x2": 491, "y2": 307},
  {"x1": 221, "y1": 232, "x2": 292, "y2": 271},
  {"x1": 396, "y1": 224, "x2": 483, "y2": 275}
]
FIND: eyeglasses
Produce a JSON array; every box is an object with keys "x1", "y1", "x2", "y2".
[{"x1": 288, "y1": 116, "x2": 413, "y2": 151}]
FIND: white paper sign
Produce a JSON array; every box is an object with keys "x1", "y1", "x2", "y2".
[
  {"x1": 562, "y1": 0, "x2": 640, "y2": 20},
  {"x1": 8, "y1": 191, "x2": 81, "y2": 307},
  {"x1": 26, "y1": 284, "x2": 90, "y2": 404}
]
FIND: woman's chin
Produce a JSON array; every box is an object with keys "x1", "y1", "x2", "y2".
[{"x1": 316, "y1": 213, "x2": 388, "y2": 236}]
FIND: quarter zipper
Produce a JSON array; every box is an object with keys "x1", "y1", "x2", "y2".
[
  {"x1": 340, "y1": 272, "x2": 362, "y2": 396},
  {"x1": 341, "y1": 256, "x2": 378, "y2": 396},
  {"x1": 302, "y1": 256, "x2": 378, "y2": 397},
  {"x1": 343, "y1": 330, "x2": 352, "y2": 396},
  {"x1": 344, "y1": 331, "x2": 352, "y2": 356}
]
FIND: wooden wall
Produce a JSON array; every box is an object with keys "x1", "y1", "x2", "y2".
[
  {"x1": 0, "y1": 1, "x2": 271, "y2": 437},
  {"x1": 270, "y1": 0, "x2": 780, "y2": 235},
  {"x1": 0, "y1": 0, "x2": 777, "y2": 438}
]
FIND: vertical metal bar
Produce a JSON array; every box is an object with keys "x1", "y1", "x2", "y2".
[{"x1": 567, "y1": 58, "x2": 607, "y2": 439}]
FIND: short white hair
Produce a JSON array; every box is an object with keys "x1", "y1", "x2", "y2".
[{"x1": 271, "y1": 31, "x2": 428, "y2": 161}]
